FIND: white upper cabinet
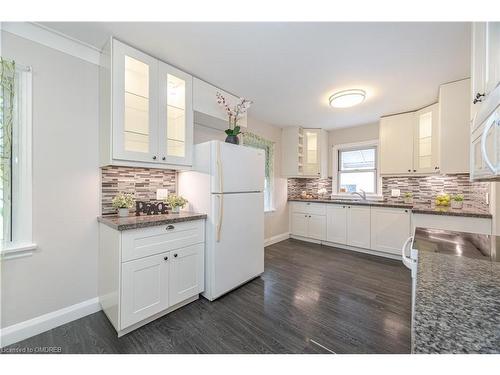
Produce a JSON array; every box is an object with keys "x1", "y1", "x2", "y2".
[
  {"x1": 282, "y1": 127, "x2": 328, "y2": 177},
  {"x1": 380, "y1": 104, "x2": 440, "y2": 175},
  {"x1": 100, "y1": 39, "x2": 194, "y2": 169},
  {"x1": 192, "y1": 78, "x2": 247, "y2": 129},
  {"x1": 414, "y1": 103, "x2": 440, "y2": 174},
  {"x1": 112, "y1": 41, "x2": 159, "y2": 163},
  {"x1": 439, "y1": 79, "x2": 471, "y2": 174},
  {"x1": 380, "y1": 112, "x2": 415, "y2": 175},
  {"x1": 158, "y1": 62, "x2": 193, "y2": 166}
]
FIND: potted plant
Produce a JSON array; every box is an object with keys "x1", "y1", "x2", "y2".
[
  {"x1": 451, "y1": 194, "x2": 464, "y2": 209},
  {"x1": 403, "y1": 192, "x2": 413, "y2": 204},
  {"x1": 165, "y1": 194, "x2": 188, "y2": 214},
  {"x1": 216, "y1": 92, "x2": 252, "y2": 145},
  {"x1": 112, "y1": 193, "x2": 134, "y2": 217}
]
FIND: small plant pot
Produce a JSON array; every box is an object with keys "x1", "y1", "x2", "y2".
[
  {"x1": 225, "y1": 135, "x2": 239, "y2": 145},
  {"x1": 171, "y1": 206, "x2": 180, "y2": 214},
  {"x1": 118, "y1": 208, "x2": 129, "y2": 217},
  {"x1": 403, "y1": 197, "x2": 413, "y2": 204},
  {"x1": 451, "y1": 200, "x2": 463, "y2": 209}
]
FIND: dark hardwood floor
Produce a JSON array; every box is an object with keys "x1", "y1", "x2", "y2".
[{"x1": 5, "y1": 239, "x2": 412, "y2": 354}]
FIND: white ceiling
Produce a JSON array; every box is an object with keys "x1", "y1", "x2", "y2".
[{"x1": 40, "y1": 22, "x2": 471, "y2": 129}]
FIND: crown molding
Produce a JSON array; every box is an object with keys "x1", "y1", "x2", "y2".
[{"x1": 1, "y1": 22, "x2": 100, "y2": 65}]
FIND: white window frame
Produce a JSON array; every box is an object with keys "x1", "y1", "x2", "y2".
[
  {"x1": 331, "y1": 139, "x2": 382, "y2": 200},
  {"x1": 1, "y1": 64, "x2": 36, "y2": 260}
]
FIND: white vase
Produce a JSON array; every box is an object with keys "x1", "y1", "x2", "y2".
[
  {"x1": 118, "y1": 208, "x2": 129, "y2": 217},
  {"x1": 451, "y1": 200, "x2": 463, "y2": 209},
  {"x1": 403, "y1": 197, "x2": 413, "y2": 204}
]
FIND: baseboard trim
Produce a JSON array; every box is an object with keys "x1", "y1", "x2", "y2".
[
  {"x1": 264, "y1": 232, "x2": 290, "y2": 247},
  {"x1": 0, "y1": 297, "x2": 101, "y2": 348}
]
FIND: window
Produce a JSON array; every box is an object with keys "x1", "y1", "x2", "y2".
[
  {"x1": 1, "y1": 58, "x2": 34, "y2": 256},
  {"x1": 242, "y1": 132, "x2": 275, "y2": 212},
  {"x1": 337, "y1": 145, "x2": 377, "y2": 194}
]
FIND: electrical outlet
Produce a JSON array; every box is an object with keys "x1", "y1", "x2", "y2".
[
  {"x1": 156, "y1": 189, "x2": 169, "y2": 200},
  {"x1": 391, "y1": 189, "x2": 401, "y2": 197}
]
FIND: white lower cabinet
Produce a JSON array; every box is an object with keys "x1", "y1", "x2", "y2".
[
  {"x1": 121, "y1": 252, "x2": 170, "y2": 329},
  {"x1": 326, "y1": 205, "x2": 347, "y2": 244},
  {"x1": 370, "y1": 207, "x2": 411, "y2": 255},
  {"x1": 290, "y1": 202, "x2": 326, "y2": 240},
  {"x1": 346, "y1": 206, "x2": 371, "y2": 249},
  {"x1": 99, "y1": 219, "x2": 205, "y2": 335}
]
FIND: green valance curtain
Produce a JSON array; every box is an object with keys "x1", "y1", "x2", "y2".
[
  {"x1": 242, "y1": 131, "x2": 275, "y2": 210},
  {"x1": 1, "y1": 57, "x2": 15, "y2": 242}
]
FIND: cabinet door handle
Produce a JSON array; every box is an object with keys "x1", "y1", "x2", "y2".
[
  {"x1": 413, "y1": 169, "x2": 416, "y2": 172},
  {"x1": 153, "y1": 155, "x2": 157, "y2": 160},
  {"x1": 174, "y1": 253, "x2": 178, "y2": 258},
  {"x1": 473, "y1": 92, "x2": 485, "y2": 104},
  {"x1": 162, "y1": 156, "x2": 166, "y2": 161},
  {"x1": 164, "y1": 256, "x2": 168, "y2": 261},
  {"x1": 166, "y1": 224, "x2": 175, "y2": 230},
  {"x1": 408, "y1": 169, "x2": 411, "y2": 172}
]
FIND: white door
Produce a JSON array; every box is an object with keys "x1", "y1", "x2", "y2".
[
  {"x1": 414, "y1": 103, "x2": 440, "y2": 174},
  {"x1": 291, "y1": 213, "x2": 308, "y2": 237},
  {"x1": 370, "y1": 208, "x2": 411, "y2": 255},
  {"x1": 326, "y1": 205, "x2": 347, "y2": 244},
  {"x1": 121, "y1": 252, "x2": 169, "y2": 329},
  {"x1": 169, "y1": 243, "x2": 203, "y2": 306},
  {"x1": 158, "y1": 61, "x2": 193, "y2": 166},
  {"x1": 380, "y1": 112, "x2": 415, "y2": 174},
  {"x1": 347, "y1": 205, "x2": 371, "y2": 249},
  {"x1": 208, "y1": 192, "x2": 264, "y2": 300},
  {"x1": 307, "y1": 214, "x2": 326, "y2": 240},
  {"x1": 112, "y1": 40, "x2": 159, "y2": 163},
  {"x1": 211, "y1": 142, "x2": 265, "y2": 193}
]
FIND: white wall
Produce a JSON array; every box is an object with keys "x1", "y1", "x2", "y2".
[
  {"x1": 328, "y1": 122, "x2": 379, "y2": 176},
  {"x1": 0, "y1": 32, "x2": 100, "y2": 328},
  {"x1": 194, "y1": 119, "x2": 289, "y2": 239}
]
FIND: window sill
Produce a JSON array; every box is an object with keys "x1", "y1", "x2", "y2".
[
  {"x1": 0, "y1": 242, "x2": 38, "y2": 260},
  {"x1": 331, "y1": 194, "x2": 384, "y2": 201}
]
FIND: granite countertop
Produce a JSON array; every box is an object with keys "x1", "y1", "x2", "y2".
[
  {"x1": 98, "y1": 212, "x2": 207, "y2": 231},
  {"x1": 412, "y1": 227, "x2": 500, "y2": 353},
  {"x1": 287, "y1": 198, "x2": 492, "y2": 218}
]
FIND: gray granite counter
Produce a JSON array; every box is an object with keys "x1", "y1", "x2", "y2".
[
  {"x1": 288, "y1": 198, "x2": 492, "y2": 218},
  {"x1": 412, "y1": 228, "x2": 500, "y2": 353},
  {"x1": 98, "y1": 212, "x2": 207, "y2": 231}
]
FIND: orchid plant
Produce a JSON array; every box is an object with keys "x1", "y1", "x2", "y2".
[{"x1": 216, "y1": 92, "x2": 253, "y2": 137}]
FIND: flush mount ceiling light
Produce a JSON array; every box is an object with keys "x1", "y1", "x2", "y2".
[{"x1": 329, "y1": 89, "x2": 366, "y2": 108}]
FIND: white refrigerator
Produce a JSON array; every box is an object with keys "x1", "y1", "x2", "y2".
[{"x1": 178, "y1": 141, "x2": 265, "y2": 301}]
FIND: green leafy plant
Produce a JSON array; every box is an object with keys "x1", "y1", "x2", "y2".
[
  {"x1": 225, "y1": 125, "x2": 241, "y2": 137},
  {"x1": 404, "y1": 192, "x2": 413, "y2": 198},
  {"x1": 165, "y1": 194, "x2": 188, "y2": 209},
  {"x1": 112, "y1": 193, "x2": 134, "y2": 209},
  {"x1": 452, "y1": 194, "x2": 464, "y2": 202}
]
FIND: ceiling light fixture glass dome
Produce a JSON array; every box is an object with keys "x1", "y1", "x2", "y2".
[{"x1": 329, "y1": 89, "x2": 366, "y2": 108}]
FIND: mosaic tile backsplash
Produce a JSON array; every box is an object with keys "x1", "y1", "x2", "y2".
[
  {"x1": 101, "y1": 166, "x2": 177, "y2": 215},
  {"x1": 288, "y1": 174, "x2": 490, "y2": 210}
]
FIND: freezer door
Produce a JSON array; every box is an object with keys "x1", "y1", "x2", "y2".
[
  {"x1": 207, "y1": 192, "x2": 264, "y2": 300},
  {"x1": 211, "y1": 141, "x2": 265, "y2": 193}
]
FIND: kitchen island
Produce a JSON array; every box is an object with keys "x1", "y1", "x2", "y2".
[{"x1": 412, "y1": 227, "x2": 500, "y2": 353}]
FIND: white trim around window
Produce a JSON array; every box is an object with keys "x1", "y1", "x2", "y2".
[
  {"x1": 1, "y1": 64, "x2": 36, "y2": 260},
  {"x1": 331, "y1": 139, "x2": 383, "y2": 200}
]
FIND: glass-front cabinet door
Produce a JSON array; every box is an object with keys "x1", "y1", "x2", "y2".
[
  {"x1": 112, "y1": 40, "x2": 159, "y2": 162},
  {"x1": 158, "y1": 61, "x2": 193, "y2": 166},
  {"x1": 413, "y1": 103, "x2": 440, "y2": 174},
  {"x1": 303, "y1": 129, "x2": 320, "y2": 176}
]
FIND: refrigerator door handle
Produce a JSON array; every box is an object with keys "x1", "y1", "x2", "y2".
[{"x1": 216, "y1": 194, "x2": 224, "y2": 242}]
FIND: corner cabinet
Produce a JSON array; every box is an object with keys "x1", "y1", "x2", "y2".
[
  {"x1": 282, "y1": 127, "x2": 328, "y2": 177},
  {"x1": 100, "y1": 39, "x2": 193, "y2": 169},
  {"x1": 380, "y1": 103, "x2": 440, "y2": 175}
]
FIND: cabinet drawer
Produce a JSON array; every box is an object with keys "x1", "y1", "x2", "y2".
[
  {"x1": 290, "y1": 202, "x2": 326, "y2": 215},
  {"x1": 121, "y1": 220, "x2": 205, "y2": 262}
]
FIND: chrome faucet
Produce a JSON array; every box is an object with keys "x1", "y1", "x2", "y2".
[{"x1": 351, "y1": 189, "x2": 367, "y2": 201}]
